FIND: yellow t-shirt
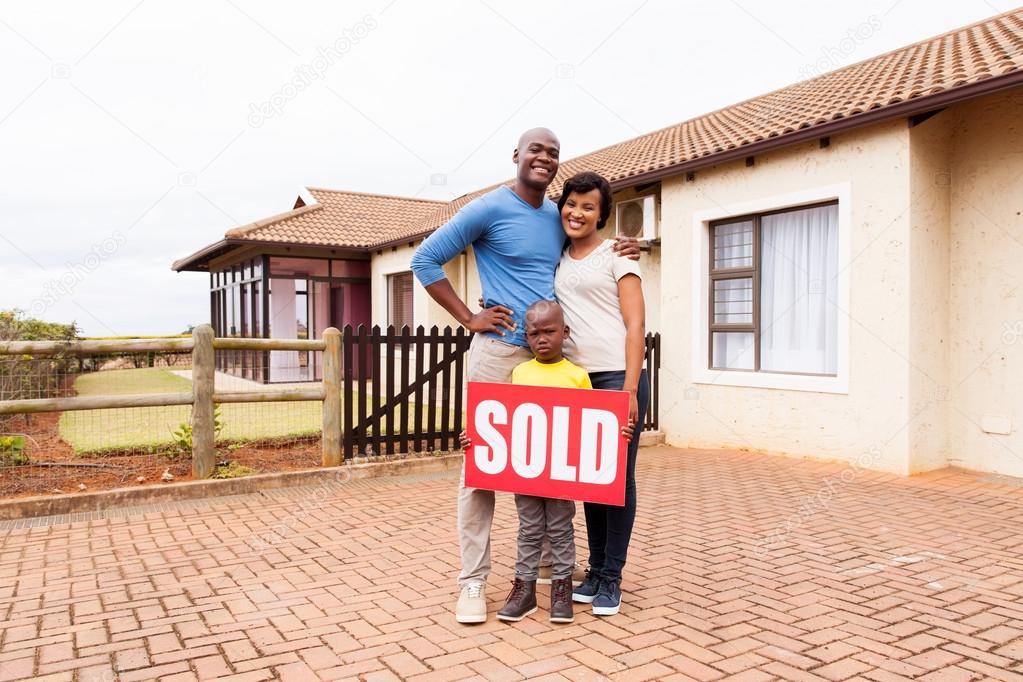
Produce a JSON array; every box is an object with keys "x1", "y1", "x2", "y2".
[{"x1": 511, "y1": 358, "x2": 592, "y2": 389}]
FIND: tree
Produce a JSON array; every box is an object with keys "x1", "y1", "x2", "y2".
[{"x1": 0, "y1": 310, "x2": 80, "y2": 414}]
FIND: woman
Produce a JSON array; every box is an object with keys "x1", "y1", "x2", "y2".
[{"x1": 555, "y1": 171, "x2": 649, "y2": 617}]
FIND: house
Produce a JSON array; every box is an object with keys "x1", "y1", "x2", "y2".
[{"x1": 174, "y1": 8, "x2": 1023, "y2": 478}]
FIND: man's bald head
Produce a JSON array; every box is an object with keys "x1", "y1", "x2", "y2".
[{"x1": 517, "y1": 127, "x2": 559, "y2": 150}]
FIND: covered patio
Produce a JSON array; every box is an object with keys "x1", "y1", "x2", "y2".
[{"x1": 1, "y1": 446, "x2": 1021, "y2": 681}]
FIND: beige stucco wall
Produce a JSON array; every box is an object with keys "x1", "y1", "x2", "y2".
[
  {"x1": 946, "y1": 88, "x2": 1023, "y2": 478},
  {"x1": 658, "y1": 119, "x2": 917, "y2": 474}
]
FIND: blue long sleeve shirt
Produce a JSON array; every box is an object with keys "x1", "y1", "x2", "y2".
[{"x1": 410, "y1": 186, "x2": 564, "y2": 348}]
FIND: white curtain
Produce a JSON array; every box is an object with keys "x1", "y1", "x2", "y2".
[
  {"x1": 712, "y1": 331, "x2": 754, "y2": 370},
  {"x1": 760, "y1": 204, "x2": 838, "y2": 374},
  {"x1": 714, "y1": 220, "x2": 753, "y2": 269}
]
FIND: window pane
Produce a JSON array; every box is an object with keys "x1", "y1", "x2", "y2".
[
  {"x1": 251, "y1": 282, "x2": 262, "y2": 338},
  {"x1": 388, "y1": 272, "x2": 414, "y2": 329},
  {"x1": 712, "y1": 332, "x2": 754, "y2": 370},
  {"x1": 713, "y1": 220, "x2": 753, "y2": 269},
  {"x1": 229, "y1": 284, "x2": 241, "y2": 337},
  {"x1": 239, "y1": 284, "x2": 249, "y2": 337},
  {"x1": 713, "y1": 278, "x2": 753, "y2": 324},
  {"x1": 760, "y1": 204, "x2": 839, "y2": 374}
]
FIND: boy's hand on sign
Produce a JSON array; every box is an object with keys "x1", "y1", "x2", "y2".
[
  {"x1": 613, "y1": 236, "x2": 642, "y2": 261},
  {"x1": 621, "y1": 418, "x2": 635, "y2": 441},
  {"x1": 459, "y1": 429, "x2": 472, "y2": 450},
  {"x1": 466, "y1": 304, "x2": 516, "y2": 335}
]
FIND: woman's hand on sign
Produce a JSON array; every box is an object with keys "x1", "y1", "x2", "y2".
[
  {"x1": 459, "y1": 429, "x2": 472, "y2": 450},
  {"x1": 621, "y1": 418, "x2": 635, "y2": 441}
]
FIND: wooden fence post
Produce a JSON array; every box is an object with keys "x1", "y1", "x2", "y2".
[
  {"x1": 191, "y1": 324, "x2": 215, "y2": 478},
  {"x1": 322, "y1": 327, "x2": 342, "y2": 467}
]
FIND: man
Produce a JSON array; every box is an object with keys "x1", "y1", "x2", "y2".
[{"x1": 410, "y1": 127, "x2": 639, "y2": 624}]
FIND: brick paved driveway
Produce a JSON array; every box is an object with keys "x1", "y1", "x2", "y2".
[{"x1": 2, "y1": 446, "x2": 1023, "y2": 681}]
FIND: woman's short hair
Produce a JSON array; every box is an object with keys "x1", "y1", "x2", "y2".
[{"x1": 557, "y1": 171, "x2": 613, "y2": 230}]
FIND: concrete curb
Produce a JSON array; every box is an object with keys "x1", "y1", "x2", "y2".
[
  {"x1": 639, "y1": 431, "x2": 665, "y2": 448},
  {"x1": 0, "y1": 454, "x2": 463, "y2": 521}
]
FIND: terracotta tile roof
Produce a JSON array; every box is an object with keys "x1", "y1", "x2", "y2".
[
  {"x1": 400, "y1": 8, "x2": 1023, "y2": 239},
  {"x1": 177, "y1": 8, "x2": 1023, "y2": 269},
  {"x1": 224, "y1": 188, "x2": 445, "y2": 248}
]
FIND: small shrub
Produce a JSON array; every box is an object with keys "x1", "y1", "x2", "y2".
[
  {"x1": 169, "y1": 407, "x2": 224, "y2": 454},
  {"x1": 211, "y1": 461, "x2": 255, "y2": 479},
  {"x1": 0, "y1": 435, "x2": 29, "y2": 466}
]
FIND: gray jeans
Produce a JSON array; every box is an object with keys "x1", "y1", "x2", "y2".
[{"x1": 514, "y1": 494, "x2": 575, "y2": 581}]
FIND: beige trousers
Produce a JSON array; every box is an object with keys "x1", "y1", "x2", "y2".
[{"x1": 458, "y1": 335, "x2": 532, "y2": 587}]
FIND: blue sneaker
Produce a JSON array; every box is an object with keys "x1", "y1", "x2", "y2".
[
  {"x1": 572, "y1": 569, "x2": 601, "y2": 604},
  {"x1": 592, "y1": 578, "x2": 622, "y2": 616}
]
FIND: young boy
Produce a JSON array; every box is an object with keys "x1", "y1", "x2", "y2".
[
  {"x1": 461, "y1": 299, "x2": 635, "y2": 624},
  {"x1": 496, "y1": 299, "x2": 590, "y2": 624}
]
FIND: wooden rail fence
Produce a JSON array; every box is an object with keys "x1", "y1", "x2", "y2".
[
  {"x1": 0, "y1": 325, "x2": 337, "y2": 477},
  {"x1": 1, "y1": 324, "x2": 663, "y2": 477}
]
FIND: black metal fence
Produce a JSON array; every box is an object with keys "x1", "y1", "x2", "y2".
[{"x1": 341, "y1": 325, "x2": 661, "y2": 460}]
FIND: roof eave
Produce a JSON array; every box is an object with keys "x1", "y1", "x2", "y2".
[
  {"x1": 609, "y1": 70, "x2": 1023, "y2": 191},
  {"x1": 171, "y1": 239, "x2": 233, "y2": 272},
  {"x1": 172, "y1": 238, "x2": 375, "y2": 272}
]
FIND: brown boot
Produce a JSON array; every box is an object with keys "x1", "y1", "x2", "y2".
[
  {"x1": 497, "y1": 579, "x2": 537, "y2": 622},
  {"x1": 550, "y1": 577, "x2": 574, "y2": 623}
]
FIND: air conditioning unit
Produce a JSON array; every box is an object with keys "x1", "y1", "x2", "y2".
[{"x1": 614, "y1": 195, "x2": 658, "y2": 241}]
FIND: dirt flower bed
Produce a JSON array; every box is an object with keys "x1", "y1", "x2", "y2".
[
  {"x1": 0, "y1": 412, "x2": 455, "y2": 499},
  {"x1": 0, "y1": 412, "x2": 325, "y2": 499}
]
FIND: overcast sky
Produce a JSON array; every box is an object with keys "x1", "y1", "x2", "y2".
[{"x1": 0, "y1": 0, "x2": 1007, "y2": 336}]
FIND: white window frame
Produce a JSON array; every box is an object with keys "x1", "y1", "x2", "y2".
[{"x1": 690, "y1": 183, "x2": 851, "y2": 394}]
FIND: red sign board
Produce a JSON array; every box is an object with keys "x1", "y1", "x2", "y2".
[{"x1": 464, "y1": 381, "x2": 631, "y2": 506}]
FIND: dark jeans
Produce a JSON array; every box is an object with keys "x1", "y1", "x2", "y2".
[{"x1": 584, "y1": 369, "x2": 649, "y2": 582}]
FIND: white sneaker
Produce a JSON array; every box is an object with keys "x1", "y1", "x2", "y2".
[{"x1": 456, "y1": 582, "x2": 487, "y2": 624}]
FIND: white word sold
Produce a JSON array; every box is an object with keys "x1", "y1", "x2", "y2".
[{"x1": 473, "y1": 400, "x2": 619, "y2": 484}]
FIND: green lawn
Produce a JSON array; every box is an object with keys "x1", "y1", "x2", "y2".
[{"x1": 58, "y1": 367, "x2": 457, "y2": 454}]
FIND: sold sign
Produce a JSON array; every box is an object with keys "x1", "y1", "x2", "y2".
[{"x1": 464, "y1": 381, "x2": 630, "y2": 506}]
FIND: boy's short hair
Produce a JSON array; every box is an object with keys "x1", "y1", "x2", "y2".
[
  {"x1": 557, "y1": 171, "x2": 613, "y2": 230},
  {"x1": 524, "y1": 299, "x2": 564, "y2": 328}
]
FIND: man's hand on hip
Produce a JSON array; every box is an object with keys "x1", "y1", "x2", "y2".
[{"x1": 466, "y1": 305, "x2": 516, "y2": 335}]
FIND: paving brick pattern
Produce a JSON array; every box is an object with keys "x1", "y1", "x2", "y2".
[{"x1": 2, "y1": 446, "x2": 1023, "y2": 681}]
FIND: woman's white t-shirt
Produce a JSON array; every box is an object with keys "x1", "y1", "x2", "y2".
[{"x1": 554, "y1": 239, "x2": 642, "y2": 372}]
